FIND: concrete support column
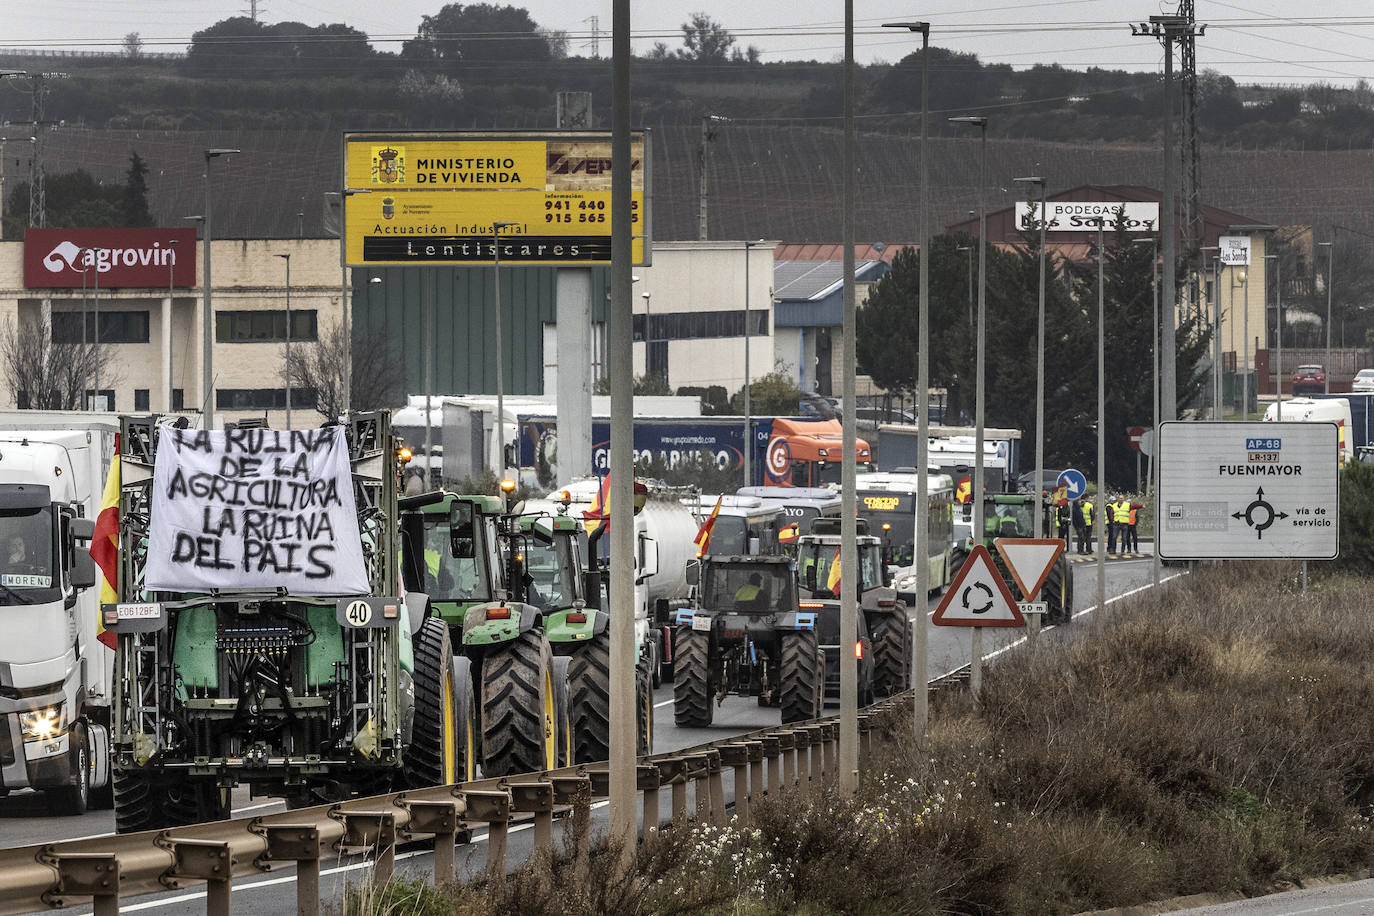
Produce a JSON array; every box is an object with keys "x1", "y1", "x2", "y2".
[{"x1": 556, "y1": 269, "x2": 593, "y2": 482}]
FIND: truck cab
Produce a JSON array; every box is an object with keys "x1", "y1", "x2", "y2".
[{"x1": 0, "y1": 430, "x2": 107, "y2": 814}]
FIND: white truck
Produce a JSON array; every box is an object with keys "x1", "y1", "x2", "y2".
[{"x1": 0, "y1": 412, "x2": 116, "y2": 814}]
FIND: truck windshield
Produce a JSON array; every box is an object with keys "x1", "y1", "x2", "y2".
[
  {"x1": 422, "y1": 516, "x2": 491, "y2": 603},
  {"x1": 0, "y1": 506, "x2": 56, "y2": 603},
  {"x1": 524, "y1": 536, "x2": 576, "y2": 610}
]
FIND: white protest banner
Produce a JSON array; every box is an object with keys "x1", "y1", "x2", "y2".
[{"x1": 145, "y1": 426, "x2": 370, "y2": 595}]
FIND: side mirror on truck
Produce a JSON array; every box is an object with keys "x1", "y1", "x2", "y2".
[{"x1": 72, "y1": 552, "x2": 97, "y2": 589}]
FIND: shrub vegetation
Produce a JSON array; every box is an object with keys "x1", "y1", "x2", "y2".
[{"x1": 340, "y1": 560, "x2": 1374, "y2": 914}]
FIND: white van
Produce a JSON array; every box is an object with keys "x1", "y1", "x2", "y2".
[{"x1": 1262, "y1": 397, "x2": 1353, "y2": 466}]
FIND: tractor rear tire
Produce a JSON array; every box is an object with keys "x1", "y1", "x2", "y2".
[
  {"x1": 869, "y1": 611, "x2": 909, "y2": 697},
  {"x1": 636, "y1": 651, "x2": 654, "y2": 757},
  {"x1": 405, "y1": 618, "x2": 461, "y2": 788},
  {"x1": 552, "y1": 655, "x2": 573, "y2": 768},
  {"x1": 780, "y1": 630, "x2": 823, "y2": 724},
  {"x1": 481, "y1": 630, "x2": 557, "y2": 777},
  {"x1": 568, "y1": 632, "x2": 612, "y2": 764},
  {"x1": 672, "y1": 627, "x2": 713, "y2": 728},
  {"x1": 114, "y1": 770, "x2": 228, "y2": 834},
  {"x1": 1043, "y1": 557, "x2": 1073, "y2": 625}
]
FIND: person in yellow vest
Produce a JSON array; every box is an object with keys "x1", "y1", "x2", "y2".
[
  {"x1": 1108, "y1": 497, "x2": 1130, "y2": 554},
  {"x1": 1081, "y1": 498, "x2": 1095, "y2": 553}
]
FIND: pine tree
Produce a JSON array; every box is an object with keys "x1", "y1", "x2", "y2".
[{"x1": 120, "y1": 150, "x2": 154, "y2": 227}]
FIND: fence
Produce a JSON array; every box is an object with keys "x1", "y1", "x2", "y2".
[{"x1": 0, "y1": 669, "x2": 968, "y2": 916}]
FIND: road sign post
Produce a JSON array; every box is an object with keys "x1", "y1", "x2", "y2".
[
  {"x1": 933, "y1": 546, "x2": 1024, "y2": 704},
  {"x1": 1156, "y1": 421, "x2": 1339, "y2": 560}
]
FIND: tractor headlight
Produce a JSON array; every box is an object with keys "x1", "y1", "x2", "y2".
[{"x1": 20, "y1": 703, "x2": 66, "y2": 741}]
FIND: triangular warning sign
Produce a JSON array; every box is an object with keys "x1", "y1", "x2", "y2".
[
  {"x1": 993, "y1": 537, "x2": 1066, "y2": 601},
  {"x1": 932, "y1": 545, "x2": 1024, "y2": 628}
]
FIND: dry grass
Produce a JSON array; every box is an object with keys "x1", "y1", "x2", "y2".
[{"x1": 343, "y1": 561, "x2": 1374, "y2": 915}]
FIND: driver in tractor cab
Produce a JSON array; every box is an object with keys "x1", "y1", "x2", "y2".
[{"x1": 734, "y1": 572, "x2": 766, "y2": 610}]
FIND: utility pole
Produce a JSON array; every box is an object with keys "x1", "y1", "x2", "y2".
[
  {"x1": 697, "y1": 115, "x2": 728, "y2": 241},
  {"x1": 15, "y1": 72, "x2": 69, "y2": 229},
  {"x1": 1133, "y1": 15, "x2": 1203, "y2": 423},
  {"x1": 1178, "y1": 0, "x2": 1204, "y2": 323}
]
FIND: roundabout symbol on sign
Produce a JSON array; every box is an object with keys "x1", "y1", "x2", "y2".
[
  {"x1": 1231, "y1": 486, "x2": 1288, "y2": 540},
  {"x1": 961, "y1": 581, "x2": 994, "y2": 614},
  {"x1": 765, "y1": 437, "x2": 791, "y2": 483}
]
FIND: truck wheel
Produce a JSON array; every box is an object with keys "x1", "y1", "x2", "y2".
[
  {"x1": 481, "y1": 629, "x2": 557, "y2": 776},
  {"x1": 870, "y1": 612, "x2": 909, "y2": 697},
  {"x1": 1043, "y1": 557, "x2": 1072, "y2": 625},
  {"x1": 780, "y1": 630, "x2": 823, "y2": 724},
  {"x1": 552, "y1": 655, "x2": 573, "y2": 768},
  {"x1": 47, "y1": 721, "x2": 90, "y2": 816},
  {"x1": 405, "y1": 617, "x2": 462, "y2": 788},
  {"x1": 568, "y1": 632, "x2": 611, "y2": 764},
  {"x1": 636, "y1": 651, "x2": 654, "y2": 756},
  {"x1": 673, "y1": 627, "x2": 713, "y2": 728}
]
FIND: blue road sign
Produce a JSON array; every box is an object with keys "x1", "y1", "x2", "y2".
[{"x1": 1057, "y1": 468, "x2": 1088, "y2": 499}]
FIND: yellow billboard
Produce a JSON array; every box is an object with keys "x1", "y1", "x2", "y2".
[{"x1": 342, "y1": 132, "x2": 650, "y2": 267}]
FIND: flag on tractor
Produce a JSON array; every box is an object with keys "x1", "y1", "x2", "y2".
[
  {"x1": 91, "y1": 434, "x2": 121, "y2": 650},
  {"x1": 955, "y1": 475, "x2": 972, "y2": 504},
  {"x1": 693, "y1": 495, "x2": 723, "y2": 556},
  {"x1": 826, "y1": 546, "x2": 842, "y2": 595},
  {"x1": 778, "y1": 522, "x2": 800, "y2": 545},
  {"x1": 581, "y1": 473, "x2": 612, "y2": 537}
]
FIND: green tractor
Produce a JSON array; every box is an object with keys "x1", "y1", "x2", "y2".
[
  {"x1": 398, "y1": 489, "x2": 651, "y2": 775},
  {"x1": 794, "y1": 517, "x2": 911, "y2": 699},
  {"x1": 106, "y1": 413, "x2": 467, "y2": 830},
  {"x1": 971, "y1": 492, "x2": 1074, "y2": 625}
]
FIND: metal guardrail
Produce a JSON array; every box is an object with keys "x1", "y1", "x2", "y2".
[{"x1": 0, "y1": 670, "x2": 970, "y2": 916}]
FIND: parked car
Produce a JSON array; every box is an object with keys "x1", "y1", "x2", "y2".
[
  {"x1": 1353, "y1": 369, "x2": 1374, "y2": 393},
  {"x1": 1291, "y1": 364, "x2": 1327, "y2": 396}
]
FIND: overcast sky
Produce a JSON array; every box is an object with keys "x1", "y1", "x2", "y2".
[{"x1": 9, "y1": 1, "x2": 1374, "y2": 87}]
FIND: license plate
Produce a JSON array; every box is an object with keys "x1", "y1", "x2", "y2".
[
  {"x1": 117, "y1": 602, "x2": 160, "y2": 620},
  {"x1": 691, "y1": 614, "x2": 712, "y2": 632},
  {"x1": 1018, "y1": 601, "x2": 1047, "y2": 616}
]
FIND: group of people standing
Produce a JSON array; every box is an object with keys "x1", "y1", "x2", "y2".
[{"x1": 1054, "y1": 495, "x2": 1142, "y2": 555}]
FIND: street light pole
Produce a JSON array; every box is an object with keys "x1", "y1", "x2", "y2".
[
  {"x1": 276, "y1": 253, "x2": 292, "y2": 430},
  {"x1": 1096, "y1": 219, "x2": 1107, "y2": 614},
  {"x1": 1014, "y1": 176, "x2": 1047, "y2": 547},
  {"x1": 93, "y1": 253, "x2": 101, "y2": 409},
  {"x1": 202, "y1": 148, "x2": 240, "y2": 429},
  {"x1": 641, "y1": 291, "x2": 654, "y2": 380},
  {"x1": 1266, "y1": 253, "x2": 1282, "y2": 420},
  {"x1": 882, "y1": 17, "x2": 931, "y2": 740},
  {"x1": 950, "y1": 114, "x2": 988, "y2": 701},
  {"x1": 79, "y1": 249, "x2": 90, "y2": 408},
  {"x1": 956, "y1": 244, "x2": 973, "y2": 326},
  {"x1": 1319, "y1": 240, "x2": 1334, "y2": 393},
  {"x1": 743, "y1": 239, "x2": 763, "y2": 487},
  {"x1": 168, "y1": 238, "x2": 178, "y2": 411},
  {"x1": 493, "y1": 221, "x2": 517, "y2": 475}
]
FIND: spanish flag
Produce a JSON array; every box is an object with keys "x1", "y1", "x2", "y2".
[
  {"x1": 1050, "y1": 483, "x2": 1068, "y2": 506},
  {"x1": 955, "y1": 475, "x2": 972, "y2": 504},
  {"x1": 91, "y1": 434, "x2": 120, "y2": 650},
  {"x1": 581, "y1": 473, "x2": 612, "y2": 537},
  {"x1": 826, "y1": 547, "x2": 842, "y2": 595},
  {"x1": 778, "y1": 523, "x2": 800, "y2": 545},
  {"x1": 693, "y1": 495, "x2": 723, "y2": 557}
]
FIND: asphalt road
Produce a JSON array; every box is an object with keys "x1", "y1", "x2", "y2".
[{"x1": 7, "y1": 554, "x2": 1166, "y2": 915}]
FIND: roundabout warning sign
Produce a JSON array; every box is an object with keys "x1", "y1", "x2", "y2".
[
  {"x1": 932, "y1": 545, "x2": 1024, "y2": 627},
  {"x1": 1156, "y1": 421, "x2": 1339, "y2": 560}
]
